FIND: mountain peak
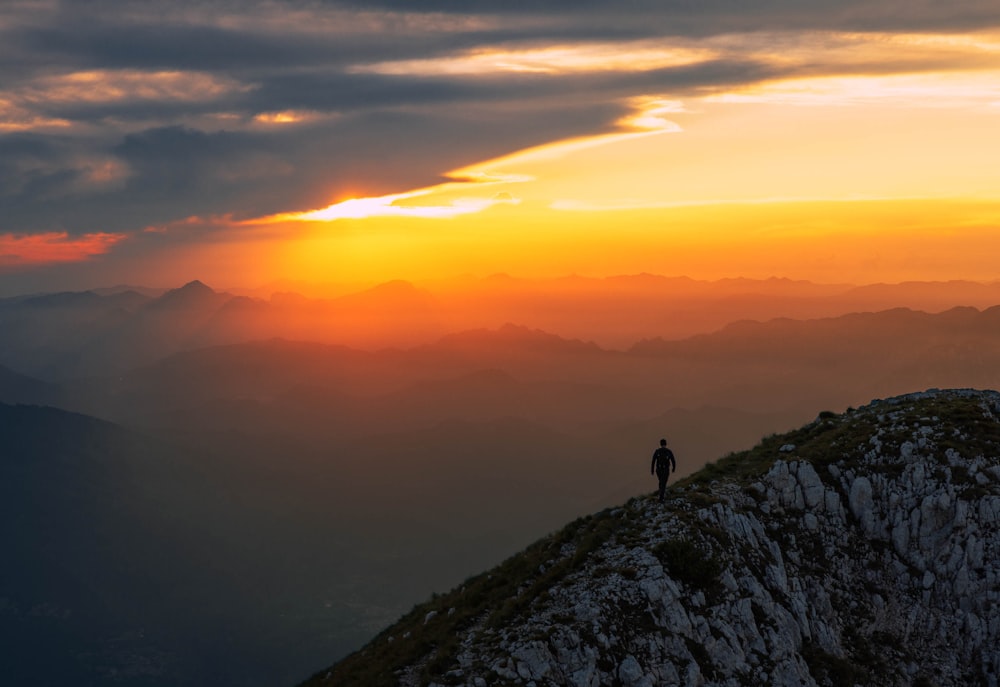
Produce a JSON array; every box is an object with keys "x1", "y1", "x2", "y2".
[
  {"x1": 146, "y1": 279, "x2": 224, "y2": 310},
  {"x1": 308, "y1": 388, "x2": 1000, "y2": 687},
  {"x1": 179, "y1": 279, "x2": 213, "y2": 293}
]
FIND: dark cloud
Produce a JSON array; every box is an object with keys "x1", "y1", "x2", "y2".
[
  {"x1": 1, "y1": 0, "x2": 998, "y2": 254},
  {"x1": 0, "y1": 97, "x2": 624, "y2": 235},
  {"x1": 0, "y1": 134, "x2": 102, "y2": 230},
  {"x1": 21, "y1": 24, "x2": 312, "y2": 71},
  {"x1": 335, "y1": 0, "x2": 1000, "y2": 33}
]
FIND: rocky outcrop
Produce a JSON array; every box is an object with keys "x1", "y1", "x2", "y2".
[{"x1": 306, "y1": 389, "x2": 1000, "y2": 687}]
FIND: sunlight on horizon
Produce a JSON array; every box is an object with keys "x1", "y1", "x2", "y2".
[
  {"x1": 253, "y1": 57, "x2": 1000, "y2": 227},
  {"x1": 253, "y1": 97, "x2": 685, "y2": 225},
  {"x1": 10, "y1": 27, "x2": 1000, "y2": 289},
  {"x1": 239, "y1": 54, "x2": 1000, "y2": 288}
]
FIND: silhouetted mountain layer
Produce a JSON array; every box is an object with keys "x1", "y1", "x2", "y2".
[
  {"x1": 1, "y1": 403, "x2": 211, "y2": 686},
  {"x1": 629, "y1": 306, "x2": 1000, "y2": 411},
  {"x1": 5, "y1": 276, "x2": 1000, "y2": 379},
  {"x1": 0, "y1": 364, "x2": 54, "y2": 405},
  {"x1": 1, "y1": 403, "x2": 454, "y2": 687},
  {"x1": 308, "y1": 389, "x2": 1000, "y2": 687},
  {"x1": 42, "y1": 304, "x2": 1000, "y2": 451}
]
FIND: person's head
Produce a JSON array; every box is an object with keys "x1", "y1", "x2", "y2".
[{"x1": 659, "y1": 438, "x2": 667, "y2": 447}]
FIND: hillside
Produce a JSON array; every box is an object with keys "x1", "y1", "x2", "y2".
[
  {"x1": 0, "y1": 402, "x2": 403, "y2": 687},
  {"x1": 305, "y1": 389, "x2": 1000, "y2": 687}
]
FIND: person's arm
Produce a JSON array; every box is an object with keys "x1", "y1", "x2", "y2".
[
  {"x1": 670, "y1": 450, "x2": 676, "y2": 472},
  {"x1": 651, "y1": 451, "x2": 657, "y2": 475}
]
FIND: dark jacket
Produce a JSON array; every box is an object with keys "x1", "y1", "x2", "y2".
[{"x1": 651, "y1": 447, "x2": 676, "y2": 475}]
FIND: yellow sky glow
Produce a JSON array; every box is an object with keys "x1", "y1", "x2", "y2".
[
  {"x1": 710, "y1": 71, "x2": 1000, "y2": 109},
  {"x1": 237, "y1": 30, "x2": 1000, "y2": 286},
  {"x1": 348, "y1": 41, "x2": 714, "y2": 75},
  {"x1": 256, "y1": 97, "x2": 686, "y2": 224},
  {"x1": 252, "y1": 111, "x2": 321, "y2": 125}
]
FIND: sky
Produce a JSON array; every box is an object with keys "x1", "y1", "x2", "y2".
[{"x1": 2, "y1": 0, "x2": 1000, "y2": 294}]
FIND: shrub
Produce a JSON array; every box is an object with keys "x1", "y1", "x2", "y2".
[{"x1": 654, "y1": 538, "x2": 722, "y2": 591}]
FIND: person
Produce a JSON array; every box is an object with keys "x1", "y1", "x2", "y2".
[{"x1": 650, "y1": 438, "x2": 676, "y2": 503}]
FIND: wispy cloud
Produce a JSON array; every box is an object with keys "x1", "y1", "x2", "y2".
[
  {"x1": 0, "y1": 231, "x2": 126, "y2": 266},
  {"x1": 249, "y1": 95, "x2": 684, "y2": 224},
  {"x1": 348, "y1": 40, "x2": 714, "y2": 76}
]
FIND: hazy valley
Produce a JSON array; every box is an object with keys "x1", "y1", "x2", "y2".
[{"x1": 3, "y1": 275, "x2": 1000, "y2": 685}]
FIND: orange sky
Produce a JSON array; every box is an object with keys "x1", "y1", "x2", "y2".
[
  {"x1": 3, "y1": 7, "x2": 1000, "y2": 292},
  {"x1": 251, "y1": 36, "x2": 1000, "y2": 287}
]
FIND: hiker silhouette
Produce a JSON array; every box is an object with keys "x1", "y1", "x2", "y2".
[{"x1": 650, "y1": 438, "x2": 676, "y2": 503}]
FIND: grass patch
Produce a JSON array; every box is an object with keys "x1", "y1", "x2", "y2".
[{"x1": 677, "y1": 392, "x2": 1000, "y2": 494}]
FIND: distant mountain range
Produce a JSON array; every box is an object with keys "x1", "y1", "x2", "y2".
[
  {"x1": 10, "y1": 303, "x2": 991, "y2": 436},
  {"x1": 4, "y1": 275, "x2": 1000, "y2": 380}
]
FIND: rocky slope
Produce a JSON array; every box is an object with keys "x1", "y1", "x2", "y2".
[{"x1": 303, "y1": 389, "x2": 1000, "y2": 687}]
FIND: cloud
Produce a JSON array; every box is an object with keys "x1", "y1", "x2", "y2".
[
  {"x1": 0, "y1": 231, "x2": 126, "y2": 267},
  {"x1": 0, "y1": 0, "x2": 998, "y2": 285},
  {"x1": 348, "y1": 40, "x2": 714, "y2": 76},
  {"x1": 333, "y1": 0, "x2": 1000, "y2": 34},
  {"x1": 248, "y1": 95, "x2": 685, "y2": 224}
]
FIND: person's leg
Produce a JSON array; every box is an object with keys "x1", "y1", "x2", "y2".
[{"x1": 658, "y1": 473, "x2": 667, "y2": 502}]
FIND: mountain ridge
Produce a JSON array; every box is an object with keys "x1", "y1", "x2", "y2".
[
  {"x1": 305, "y1": 388, "x2": 1000, "y2": 687},
  {"x1": 5, "y1": 275, "x2": 1000, "y2": 379}
]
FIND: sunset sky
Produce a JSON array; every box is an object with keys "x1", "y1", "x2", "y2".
[{"x1": 2, "y1": 1, "x2": 1000, "y2": 294}]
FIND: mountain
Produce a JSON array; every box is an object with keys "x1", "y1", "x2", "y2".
[
  {"x1": 422, "y1": 274, "x2": 1000, "y2": 348},
  {"x1": 0, "y1": 280, "x2": 259, "y2": 379},
  {"x1": 306, "y1": 388, "x2": 1000, "y2": 687},
  {"x1": 0, "y1": 289, "x2": 144, "y2": 379},
  {"x1": 95, "y1": 306, "x2": 1000, "y2": 435},
  {"x1": 0, "y1": 364, "x2": 55, "y2": 405},
  {"x1": 90, "y1": 285, "x2": 165, "y2": 298},
  {"x1": 88, "y1": 280, "x2": 236, "y2": 368},
  {"x1": 6, "y1": 275, "x2": 1000, "y2": 381},
  {"x1": 0, "y1": 402, "x2": 413, "y2": 687},
  {"x1": 0, "y1": 402, "x2": 208, "y2": 685},
  {"x1": 430, "y1": 324, "x2": 603, "y2": 356},
  {"x1": 629, "y1": 306, "x2": 1000, "y2": 412},
  {"x1": 841, "y1": 280, "x2": 1000, "y2": 312}
]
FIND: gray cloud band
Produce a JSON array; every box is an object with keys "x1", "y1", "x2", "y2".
[{"x1": 1, "y1": 0, "x2": 998, "y2": 239}]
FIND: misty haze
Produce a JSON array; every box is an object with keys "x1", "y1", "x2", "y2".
[{"x1": 4, "y1": 275, "x2": 1000, "y2": 685}]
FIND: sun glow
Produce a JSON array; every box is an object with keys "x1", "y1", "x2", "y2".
[
  {"x1": 291, "y1": 190, "x2": 504, "y2": 222},
  {"x1": 85, "y1": 22, "x2": 1000, "y2": 290},
  {"x1": 253, "y1": 96, "x2": 685, "y2": 226},
  {"x1": 252, "y1": 110, "x2": 327, "y2": 125}
]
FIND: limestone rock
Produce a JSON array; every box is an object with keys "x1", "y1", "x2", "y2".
[{"x1": 315, "y1": 390, "x2": 1000, "y2": 687}]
